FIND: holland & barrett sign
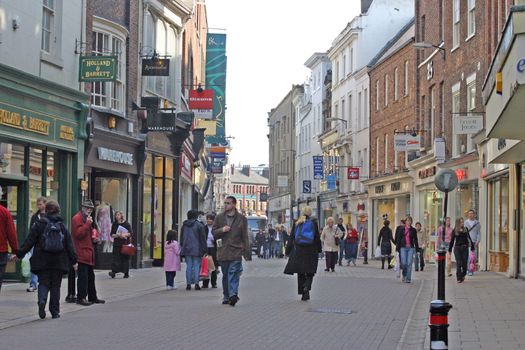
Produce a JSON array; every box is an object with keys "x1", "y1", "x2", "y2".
[{"x1": 79, "y1": 56, "x2": 117, "y2": 82}]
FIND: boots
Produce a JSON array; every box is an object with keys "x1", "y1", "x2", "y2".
[
  {"x1": 387, "y1": 256, "x2": 393, "y2": 269},
  {"x1": 381, "y1": 257, "x2": 385, "y2": 269}
]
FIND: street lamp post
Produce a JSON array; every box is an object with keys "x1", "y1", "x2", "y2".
[
  {"x1": 281, "y1": 149, "x2": 296, "y2": 223},
  {"x1": 430, "y1": 169, "x2": 459, "y2": 350}
]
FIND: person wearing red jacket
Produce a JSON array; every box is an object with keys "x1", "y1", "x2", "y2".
[
  {"x1": 71, "y1": 200, "x2": 105, "y2": 306},
  {"x1": 0, "y1": 185, "x2": 19, "y2": 293}
]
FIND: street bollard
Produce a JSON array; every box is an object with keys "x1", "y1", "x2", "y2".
[{"x1": 429, "y1": 299, "x2": 452, "y2": 349}]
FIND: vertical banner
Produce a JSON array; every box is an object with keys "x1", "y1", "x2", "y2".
[
  {"x1": 205, "y1": 33, "x2": 227, "y2": 144},
  {"x1": 313, "y1": 156, "x2": 324, "y2": 179}
]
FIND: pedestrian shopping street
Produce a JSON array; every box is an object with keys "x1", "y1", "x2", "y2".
[{"x1": 1, "y1": 258, "x2": 524, "y2": 350}]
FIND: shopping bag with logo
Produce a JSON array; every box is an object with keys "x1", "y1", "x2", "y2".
[
  {"x1": 469, "y1": 250, "x2": 476, "y2": 273},
  {"x1": 199, "y1": 256, "x2": 209, "y2": 278}
]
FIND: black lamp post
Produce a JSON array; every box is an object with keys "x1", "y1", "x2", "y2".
[{"x1": 430, "y1": 169, "x2": 458, "y2": 350}]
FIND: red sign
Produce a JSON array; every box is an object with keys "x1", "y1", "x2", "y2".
[
  {"x1": 347, "y1": 167, "x2": 360, "y2": 180},
  {"x1": 189, "y1": 89, "x2": 214, "y2": 110},
  {"x1": 455, "y1": 168, "x2": 467, "y2": 181}
]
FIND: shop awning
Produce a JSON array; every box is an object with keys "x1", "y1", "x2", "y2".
[{"x1": 487, "y1": 84, "x2": 525, "y2": 140}]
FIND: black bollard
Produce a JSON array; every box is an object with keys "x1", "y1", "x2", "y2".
[{"x1": 429, "y1": 299, "x2": 452, "y2": 349}]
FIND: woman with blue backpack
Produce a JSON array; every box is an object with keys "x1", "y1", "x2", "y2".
[{"x1": 284, "y1": 206, "x2": 322, "y2": 301}]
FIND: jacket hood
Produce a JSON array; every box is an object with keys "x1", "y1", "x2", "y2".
[
  {"x1": 183, "y1": 219, "x2": 199, "y2": 227},
  {"x1": 39, "y1": 215, "x2": 64, "y2": 223}
]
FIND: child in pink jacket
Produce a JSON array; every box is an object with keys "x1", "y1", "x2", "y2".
[{"x1": 164, "y1": 230, "x2": 181, "y2": 289}]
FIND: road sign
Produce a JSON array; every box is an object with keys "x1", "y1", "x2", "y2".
[
  {"x1": 303, "y1": 180, "x2": 311, "y2": 193},
  {"x1": 313, "y1": 156, "x2": 323, "y2": 179},
  {"x1": 434, "y1": 169, "x2": 459, "y2": 193},
  {"x1": 347, "y1": 167, "x2": 359, "y2": 180}
]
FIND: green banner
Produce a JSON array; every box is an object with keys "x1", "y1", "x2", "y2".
[
  {"x1": 79, "y1": 56, "x2": 117, "y2": 82},
  {"x1": 205, "y1": 33, "x2": 227, "y2": 145}
]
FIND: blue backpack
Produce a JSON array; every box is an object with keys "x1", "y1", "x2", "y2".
[
  {"x1": 295, "y1": 220, "x2": 314, "y2": 246},
  {"x1": 41, "y1": 219, "x2": 65, "y2": 253}
]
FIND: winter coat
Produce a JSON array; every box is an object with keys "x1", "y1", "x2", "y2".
[
  {"x1": 212, "y1": 210, "x2": 251, "y2": 262},
  {"x1": 0, "y1": 205, "x2": 18, "y2": 254},
  {"x1": 284, "y1": 217, "x2": 322, "y2": 275},
  {"x1": 394, "y1": 225, "x2": 419, "y2": 252},
  {"x1": 320, "y1": 225, "x2": 343, "y2": 252},
  {"x1": 71, "y1": 211, "x2": 95, "y2": 266},
  {"x1": 164, "y1": 241, "x2": 181, "y2": 272},
  {"x1": 16, "y1": 215, "x2": 77, "y2": 273},
  {"x1": 180, "y1": 219, "x2": 207, "y2": 257},
  {"x1": 110, "y1": 221, "x2": 132, "y2": 248},
  {"x1": 377, "y1": 226, "x2": 394, "y2": 255},
  {"x1": 448, "y1": 228, "x2": 475, "y2": 253}
]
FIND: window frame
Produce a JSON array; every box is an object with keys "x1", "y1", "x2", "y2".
[
  {"x1": 394, "y1": 68, "x2": 399, "y2": 101},
  {"x1": 452, "y1": 0, "x2": 460, "y2": 48},
  {"x1": 41, "y1": 0, "x2": 55, "y2": 53},
  {"x1": 467, "y1": 0, "x2": 476, "y2": 38}
]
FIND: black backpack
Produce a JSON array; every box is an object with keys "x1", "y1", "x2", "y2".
[{"x1": 41, "y1": 219, "x2": 65, "y2": 253}]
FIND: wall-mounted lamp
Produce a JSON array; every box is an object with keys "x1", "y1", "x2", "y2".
[{"x1": 108, "y1": 116, "x2": 117, "y2": 129}]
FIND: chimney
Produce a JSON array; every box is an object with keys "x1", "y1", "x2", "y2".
[
  {"x1": 241, "y1": 165, "x2": 250, "y2": 177},
  {"x1": 361, "y1": 0, "x2": 373, "y2": 13}
]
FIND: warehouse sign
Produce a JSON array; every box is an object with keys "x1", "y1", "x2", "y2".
[{"x1": 79, "y1": 56, "x2": 117, "y2": 82}]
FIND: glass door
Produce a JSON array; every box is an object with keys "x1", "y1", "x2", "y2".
[{"x1": 0, "y1": 180, "x2": 26, "y2": 280}]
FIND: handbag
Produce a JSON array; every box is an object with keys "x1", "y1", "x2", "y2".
[
  {"x1": 335, "y1": 236, "x2": 340, "y2": 246},
  {"x1": 121, "y1": 238, "x2": 136, "y2": 256},
  {"x1": 200, "y1": 256, "x2": 209, "y2": 278},
  {"x1": 206, "y1": 255, "x2": 216, "y2": 272},
  {"x1": 375, "y1": 246, "x2": 382, "y2": 258}
]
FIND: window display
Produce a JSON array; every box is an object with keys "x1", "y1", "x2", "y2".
[{"x1": 420, "y1": 189, "x2": 442, "y2": 263}]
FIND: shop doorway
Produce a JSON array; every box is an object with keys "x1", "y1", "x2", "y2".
[{"x1": 0, "y1": 179, "x2": 26, "y2": 280}]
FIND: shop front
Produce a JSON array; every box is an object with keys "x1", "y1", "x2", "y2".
[
  {"x1": 364, "y1": 174, "x2": 412, "y2": 254},
  {"x1": 0, "y1": 63, "x2": 89, "y2": 280},
  {"x1": 84, "y1": 129, "x2": 144, "y2": 269},
  {"x1": 317, "y1": 189, "x2": 337, "y2": 227}
]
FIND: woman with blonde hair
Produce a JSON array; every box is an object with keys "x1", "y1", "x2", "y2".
[
  {"x1": 284, "y1": 206, "x2": 322, "y2": 301},
  {"x1": 320, "y1": 217, "x2": 343, "y2": 272}
]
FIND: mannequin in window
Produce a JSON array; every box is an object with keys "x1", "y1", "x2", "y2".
[{"x1": 96, "y1": 201, "x2": 113, "y2": 253}]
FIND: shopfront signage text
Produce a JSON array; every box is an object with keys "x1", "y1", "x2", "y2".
[
  {"x1": 141, "y1": 58, "x2": 170, "y2": 76},
  {"x1": 0, "y1": 108, "x2": 50, "y2": 135},
  {"x1": 347, "y1": 167, "x2": 360, "y2": 180},
  {"x1": 59, "y1": 125, "x2": 74, "y2": 141},
  {"x1": 418, "y1": 166, "x2": 436, "y2": 179},
  {"x1": 97, "y1": 147, "x2": 133, "y2": 165},
  {"x1": 313, "y1": 156, "x2": 324, "y2": 179},
  {"x1": 394, "y1": 133, "x2": 421, "y2": 151},
  {"x1": 391, "y1": 182, "x2": 401, "y2": 191},
  {"x1": 189, "y1": 90, "x2": 214, "y2": 119},
  {"x1": 455, "y1": 168, "x2": 468, "y2": 181},
  {"x1": 517, "y1": 58, "x2": 525, "y2": 73},
  {"x1": 79, "y1": 56, "x2": 117, "y2": 82},
  {"x1": 453, "y1": 115, "x2": 483, "y2": 134}
]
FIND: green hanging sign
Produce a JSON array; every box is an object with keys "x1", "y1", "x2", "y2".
[{"x1": 79, "y1": 56, "x2": 117, "y2": 82}]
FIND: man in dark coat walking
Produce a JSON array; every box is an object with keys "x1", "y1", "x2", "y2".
[
  {"x1": 284, "y1": 206, "x2": 322, "y2": 301},
  {"x1": 180, "y1": 209, "x2": 207, "y2": 290}
]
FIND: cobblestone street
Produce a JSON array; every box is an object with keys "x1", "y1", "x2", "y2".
[{"x1": 1, "y1": 258, "x2": 524, "y2": 349}]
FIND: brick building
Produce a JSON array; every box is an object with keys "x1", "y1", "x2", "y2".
[
  {"x1": 230, "y1": 165, "x2": 269, "y2": 216},
  {"x1": 364, "y1": 19, "x2": 416, "y2": 248}
]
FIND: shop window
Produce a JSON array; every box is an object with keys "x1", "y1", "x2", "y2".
[
  {"x1": 46, "y1": 152, "x2": 58, "y2": 201},
  {"x1": 153, "y1": 156, "x2": 164, "y2": 260},
  {"x1": 28, "y1": 148, "x2": 43, "y2": 219},
  {"x1": 0, "y1": 143, "x2": 25, "y2": 177},
  {"x1": 143, "y1": 175, "x2": 153, "y2": 260},
  {"x1": 164, "y1": 158, "x2": 174, "y2": 239},
  {"x1": 490, "y1": 177, "x2": 509, "y2": 253}
]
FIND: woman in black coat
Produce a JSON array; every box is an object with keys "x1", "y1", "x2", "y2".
[
  {"x1": 394, "y1": 216, "x2": 419, "y2": 283},
  {"x1": 377, "y1": 220, "x2": 395, "y2": 269},
  {"x1": 15, "y1": 200, "x2": 77, "y2": 319},
  {"x1": 109, "y1": 211, "x2": 132, "y2": 278},
  {"x1": 284, "y1": 206, "x2": 322, "y2": 301}
]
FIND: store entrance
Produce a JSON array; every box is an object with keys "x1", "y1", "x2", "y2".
[{"x1": 0, "y1": 179, "x2": 26, "y2": 280}]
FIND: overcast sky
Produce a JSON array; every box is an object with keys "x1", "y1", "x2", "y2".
[{"x1": 205, "y1": 0, "x2": 361, "y2": 167}]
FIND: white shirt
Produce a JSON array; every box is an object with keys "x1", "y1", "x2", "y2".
[{"x1": 206, "y1": 225, "x2": 214, "y2": 248}]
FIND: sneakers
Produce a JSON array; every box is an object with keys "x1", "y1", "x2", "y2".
[
  {"x1": 467, "y1": 272, "x2": 473, "y2": 276},
  {"x1": 27, "y1": 286, "x2": 36, "y2": 292},
  {"x1": 38, "y1": 303, "x2": 46, "y2": 319},
  {"x1": 51, "y1": 314, "x2": 60, "y2": 319},
  {"x1": 65, "y1": 295, "x2": 76, "y2": 303}
]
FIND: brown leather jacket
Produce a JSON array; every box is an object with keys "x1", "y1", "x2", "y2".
[{"x1": 212, "y1": 210, "x2": 251, "y2": 262}]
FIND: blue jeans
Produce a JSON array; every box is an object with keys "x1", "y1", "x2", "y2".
[
  {"x1": 219, "y1": 260, "x2": 243, "y2": 301},
  {"x1": 273, "y1": 241, "x2": 283, "y2": 257},
  {"x1": 30, "y1": 273, "x2": 39, "y2": 288},
  {"x1": 338, "y1": 240, "x2": 346, "y2": 264},
  {"x1": 400, "y1": 247, "x2": 415, "y2": 282},
  {"x1": 185, "y1": 256, "x2": 201, "y2": 285}
]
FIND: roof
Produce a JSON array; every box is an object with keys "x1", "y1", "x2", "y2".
[
  {"x1": 230, "y1": 170, "x2": 269, "y2": 186},
  {"x1": 367, "y1": 17, "x2": 415, "y2": 68}
]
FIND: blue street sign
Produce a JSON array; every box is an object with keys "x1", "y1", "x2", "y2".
[
  {"x1": 326, "y1": 174, "x2": 337, "y2": 190},
  {"x1": 303, "y1": 180, "x2": 312, "y2": 193},
  {"x1": 313, "y1": 156, "x2": 323, "y2": 180}
]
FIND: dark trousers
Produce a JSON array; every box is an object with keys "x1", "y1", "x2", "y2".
[
  {"x1": 165, "y1": 271, "x2": 176, "y2": 287},
  {"x1": 37, "y1": 269, "x2": 63, "y2": 316},
  {"x1": 67, "y1": 265, "x2": 76, "y2": 297},
  {"x1": 454, "y1": 245, "x2": 469, "y2": 281},
  {"x1": 381, "y1": 256, "x2": 392, "y2": 269},
  {"x1": 325, "y1": 251, "x2": 337, "y2": 270},
  {"x1": 77, "y1": 263, "x2": 98, "y2": 301},
  {"x1": 0, "y1": 252, "x2": 7, "y2": 293},
  {"x1": 297, "y1": 273, "x2": 314, "y2": 294},
  {"x1": 202, "y1": 247, "x2": 218, "y2": 288},
  {"x1": 111, "y1": 246, "x2": 130, "y2": 275}
]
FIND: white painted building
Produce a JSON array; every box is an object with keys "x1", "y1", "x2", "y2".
[{"x1": 327, "y1": 0, "x2": 413, "y2": 227}]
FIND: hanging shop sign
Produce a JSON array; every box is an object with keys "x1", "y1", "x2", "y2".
[
  {"x1": 347, "y1": 167, "x2": 360, "y2": 180},
  {"x1": 210, "y1": 161, "x2": 223, "y2": 174},
  {"x1": 97, "y1": 147, "x2": 134, "y2": 165},
  {"x1": 455, "y1": 168, "x2": 468, "y2": 181},
  {"x1": 394, "y1": 133, "x2": 421, "y2": 151},
  {"x1": 189, "y1": 89, "x2": 214, "y2": 119},
  {"x1": 302, "y1": 180, "x2": 312, "y2": 193},
  {"x1": 313, "y1": 156, "x2": 324, "y2": 179},
  {"x1": 453, "y1": 114, "x2": 483, "y2": 134},
  {"x1": 79, "y1": 56, "x2": 117, "y2": 82},
  {"x1": 147, "y1": 112, "x2": 176, "y2": 132},
  {"x1": 141, "y1": 58, "x2": 170, "y2": 76},
  {"x1": 209, "y1": 147, "x2": 226, "y2": 159}
]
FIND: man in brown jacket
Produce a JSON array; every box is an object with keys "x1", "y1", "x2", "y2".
[{"x1": 212, "y1": 196, "x2": 251, "y2": 306}]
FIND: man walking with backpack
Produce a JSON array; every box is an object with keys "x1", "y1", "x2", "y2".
[
  {"x1": 212, "y1": 196, "x2": 251, "y2": 306},
  {"x1": 71, "y1": 200, "x2": 105, "y2": 306},
  {"x1": 284, "y1": 206, "x2": 322, "y2": 301}
]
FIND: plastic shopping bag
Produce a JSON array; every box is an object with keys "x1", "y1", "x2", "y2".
[
  {"x1": 199, "y1": 256, "x2": 209, "y2": 279},
  {"x1": 469, "y1": 250, "x2": 476, "y2": 273},
  {"x1": 375, "y1": 246, "x2": 382, "y2": 258},
  {"x1": 21, "y1": 255, "x2": 31, "y2": 278},
  {"x1": 391, "y1": 253, "x2": 398, "y2": 271}
]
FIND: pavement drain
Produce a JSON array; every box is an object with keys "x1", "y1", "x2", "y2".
[{"x1": 307, "y1": 308, "x2": 353, "y2": 315}]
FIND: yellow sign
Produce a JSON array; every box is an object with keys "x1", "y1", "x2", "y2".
[
  {"x1": 60, "y1": 125, "x2": 75, "y2": 141},
  {"x1": 0, "y1": 108, "x2": 50, "y2": 135},
  {"x1": 196, "y1": 119, "x2": 217, "y2": 136}
]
